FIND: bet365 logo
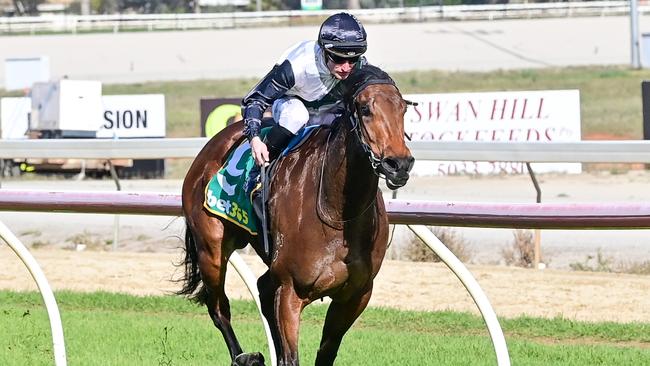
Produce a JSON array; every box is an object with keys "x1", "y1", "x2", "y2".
[{"x1": 207, "y1": 189, "x2": 249, "y2": 225}]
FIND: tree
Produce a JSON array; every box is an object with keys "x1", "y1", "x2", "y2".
[{"x1": 12, "y1": 0, "x2": 43, "y2": 15}]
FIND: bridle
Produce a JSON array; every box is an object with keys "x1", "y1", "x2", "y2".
[
  {"x1": 316, "y1": 82, "x2": 403, "y2": 228},
  {"x1": 348, "y1": 84, "x2": 417, "y2": 179},
  {"x1": 349, "y1": 100, "x2": 385, "y2": 179}
]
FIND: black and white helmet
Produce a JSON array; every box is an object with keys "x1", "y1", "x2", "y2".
[{"x1": 318, "y1": 13, "x2": 367, "y2": 59}]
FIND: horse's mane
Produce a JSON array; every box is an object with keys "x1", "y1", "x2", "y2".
[
  {"x1": 325, "y1": 64, "x2": 399, "y2": 136},
  {"x1": 342, "y1": 64, "x2": 397, "y2": 100}
]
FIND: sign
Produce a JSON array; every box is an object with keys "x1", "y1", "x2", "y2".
[
  {"x1": 403, "y1": 90, "x2": 582, "y2": 175},
  {"x1": 200, "y1": 98, "x2": 242, "y2": 137},
  {"x1": 1, "y1": 94, "x2": 166, "y2": 177},
  {"x1": 0, "y1": 97, "x2": 30, "y2": 139},
  {"x1": 1, "y1": 94, "x2": 166, "y2": 139},
  {"x1": 4, "y1": 57, "x2": 50, "y2": 91},
  {"x1": 98, "y1": 94, "x2": 166, "y2": 138},
  {"x1": 301, "y1": 0, "x2": 322, "y2": 10}
]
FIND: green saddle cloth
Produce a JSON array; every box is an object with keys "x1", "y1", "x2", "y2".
[{"x1": 204, "y1": 136, "x2": 261, "y2": 236}]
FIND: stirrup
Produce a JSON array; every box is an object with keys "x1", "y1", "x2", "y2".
[{"x1": 245, "y1": 166, "x2": 261, "y2": 195}]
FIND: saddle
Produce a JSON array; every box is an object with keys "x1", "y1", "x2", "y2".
[{"x1": 204, "y1": 125, "x2": 322, "y2": 241}]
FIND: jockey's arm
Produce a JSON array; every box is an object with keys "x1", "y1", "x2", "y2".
[
  {"x1": 241, "y1": 59, "x2": 295, "y2": 166},
  {"x1": 241, "y1": 59, "x2": 295, "y2": 141}
]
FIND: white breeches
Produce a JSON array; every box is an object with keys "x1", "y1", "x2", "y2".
[{"x1": 272, "y1": 97, "x2": 338, "y2": 134}]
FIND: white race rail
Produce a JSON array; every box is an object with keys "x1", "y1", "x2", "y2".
[
  {"x1": 0, "y1": 220, "x2": 67, "y2": 366},
  {"x1": 409, "y1": 225, "x2": 509, "y2": 366},
  {"x1": 2, "y1": 138, "x2": 650, "y2": 163}
]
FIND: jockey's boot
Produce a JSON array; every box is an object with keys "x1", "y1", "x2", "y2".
[
  {"x1": 246, "y1": 125, "x2": 295, "y2": 195},
  {"x1": 250, "y1": 125, "x2": 295, "y2": 255}
]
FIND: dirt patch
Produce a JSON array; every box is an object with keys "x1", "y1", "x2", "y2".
[{"x1": 1, "y1": 246, "x2": 648, "y2": 324}]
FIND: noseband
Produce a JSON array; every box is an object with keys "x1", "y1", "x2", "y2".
[
  {"x1": 347, "y1": 80, "x2": 409, "y2": 180},
  {"x1": 349, "y1": 102, "x2": 384, "y2": 178}
]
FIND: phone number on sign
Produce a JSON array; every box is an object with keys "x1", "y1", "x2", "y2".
[{"x1": 432, "y1": 161, "x2": 526, "y2": 175}]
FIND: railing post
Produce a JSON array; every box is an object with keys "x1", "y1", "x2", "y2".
[
  {"x1": 408, "y1": 224, "x2": 510, "y2": 366},
  {"x1": 0, "y1": 220, "x2": 67, "y2": 366}
]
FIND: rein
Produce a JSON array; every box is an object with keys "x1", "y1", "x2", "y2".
[
  {"x1": 315, "y1": 67, "x2": 407, "y2": 229},
  {"x1": 316, "y1": 120, "x2": 377, "y2": 229}
]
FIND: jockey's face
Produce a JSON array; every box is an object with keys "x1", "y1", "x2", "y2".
[{"x1": 326, "y1": 53, "x2": 358, "y2": 80}]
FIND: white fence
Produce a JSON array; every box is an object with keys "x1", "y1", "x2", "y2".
[
  {"x1": 2, "y1": 138, "x2": 650, "y2": 163},
  {"x1": 0, "y1": 2, "x2": 646, "y2": 34}
]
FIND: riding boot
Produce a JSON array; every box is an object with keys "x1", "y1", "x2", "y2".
[
  {"x1": 249, "y1": 125, "x2": 295, "y2": 227},
  {"x1": 246, "y1": 125, "x2": 295, "y2": 195}
]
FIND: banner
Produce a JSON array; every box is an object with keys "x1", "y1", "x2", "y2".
[
  {"x1": 200, "y1": 98, "x2": 242, "y2": 137},
  {"x1": 1, "y1": 94, "x2": 166, "y2": 177},
  {"x1": 403, "y1": 90, "x2": 582, "y2": 175},
  {"x1": 98, "y1": 94, "x2": 166, "y2": 138}
]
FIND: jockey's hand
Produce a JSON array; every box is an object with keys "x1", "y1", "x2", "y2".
[{"x1": 250, "y1": 136, "x2": 270, "y2": 167}]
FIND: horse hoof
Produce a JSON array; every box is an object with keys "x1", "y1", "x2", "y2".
[{"x1": 232, "y1": 352, "x2": 265, "y2": 366}]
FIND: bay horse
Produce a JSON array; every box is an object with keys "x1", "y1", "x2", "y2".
[{"x1": 178, "y1": 65, "x2": 414, "y2": 366}]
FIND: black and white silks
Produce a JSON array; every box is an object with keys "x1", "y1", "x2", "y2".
[{"x1": 241, "y1": 40, "x2": 366, "y2": 140}]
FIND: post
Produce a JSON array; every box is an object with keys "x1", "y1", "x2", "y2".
[
  {"x1": 408, "y1": 225, "x2": 510, "y2": 366},
  {"x1": 0, "y1": 220, "x2": 67, "y2": 366},
  {"x1": 631, "y1": 0, "x2": 641, "y2": 69},
  {"x1": 108, "y1": 160, "x2": 121, "y2": 251},
  {"x1": 642, "y1": 82, "x2": 650, "y2": 140},
  {"x1": 526, "y1": 163, "x2": 542, "y2": 269}
]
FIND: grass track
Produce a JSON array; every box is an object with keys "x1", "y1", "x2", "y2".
[{"x1": 1, "y1": 291, "x2": 648, "y2": 365}]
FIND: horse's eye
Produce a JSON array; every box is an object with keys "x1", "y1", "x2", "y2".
[{"x1": 360, "y1": 105, "x2": 371, "y2": 117}]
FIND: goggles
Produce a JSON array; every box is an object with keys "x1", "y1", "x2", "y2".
[{"x1": 326, "y1": 52, "x2": 360, "y2": 65}]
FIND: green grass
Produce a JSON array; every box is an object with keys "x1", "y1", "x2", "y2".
[{"x1": 0, "y1": 291, "x2": 648, "y2": 365}]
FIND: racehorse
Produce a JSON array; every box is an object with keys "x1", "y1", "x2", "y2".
[{"x1": 178, "y1": 65, "x2": 414, "y2": 366}]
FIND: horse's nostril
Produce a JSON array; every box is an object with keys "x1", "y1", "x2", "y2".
[
  {"x1": 381, "y1": 157, "x2": 414, "y2": 173},
  {"x1": 381, "y1": 158, "x2": 400, "y2": 173}
]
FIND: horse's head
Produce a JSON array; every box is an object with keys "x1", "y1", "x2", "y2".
[{"x1": 345, "y1": 66, "x2": 415, "y2": 189}]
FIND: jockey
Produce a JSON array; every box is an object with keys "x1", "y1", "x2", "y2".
[{"x1": 242, "y1": 12, "x2": 368, "y2": 192}]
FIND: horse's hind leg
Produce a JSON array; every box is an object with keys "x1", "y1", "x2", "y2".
[
  {"x1": 192, "y1": 220, "x2": 242, "y2": 356},
  {"x1": 258, "y1": 271, "x2": 282, "y2": 357},
  {"x1": 259, "y1": 272, "x2": 303, "y2": 366},
  {"x1": 314, "y1": 285, "x2": 374, "y2": 366},
  {"x1": 191, "y1": 219, "x2": 264, "y2": 365}
]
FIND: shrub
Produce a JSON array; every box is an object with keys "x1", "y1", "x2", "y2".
[
  {"x1": 402, "y1": 226, "x2": 473, "y2": 263},
  {"x1": 569, "y1": 248, "x2": 613, "y2": 272},
  {"x1": 501, "y1": 229, "x2": 542, "y2": 268}
]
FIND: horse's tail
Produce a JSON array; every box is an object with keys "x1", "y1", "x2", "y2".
[{"x1": 175, "y1": 221, "x2": 208, "y2": 304}]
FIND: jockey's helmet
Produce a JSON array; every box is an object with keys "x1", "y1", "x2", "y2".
[{"x1": 318, "y1": 13, "x2": 367, "y2": 59}]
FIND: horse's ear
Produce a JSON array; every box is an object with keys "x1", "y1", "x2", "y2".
[{"x1": 405, "y1": 99, "x2": 418, "y2": 107}]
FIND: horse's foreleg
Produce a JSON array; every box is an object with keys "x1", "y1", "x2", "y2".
[
  {"x1": 314, "y1": 285, "x2": 373, "y2": 366},
  {"x1": 274, "y1": 283, "x2": 304, "y2": 366}
]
